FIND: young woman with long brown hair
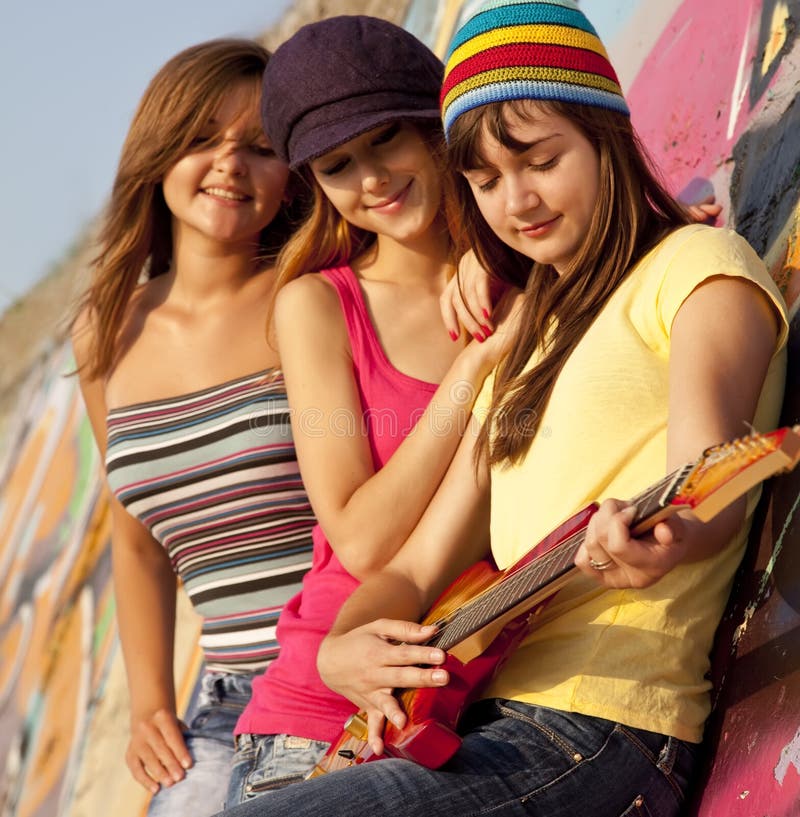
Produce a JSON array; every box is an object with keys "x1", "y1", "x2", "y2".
[
  {"x1": 221, "y1": 15, "x2": 518, "y2": 805},
  {"x1": 71, "y1": 39, "x2": 317, "y2": 817},
  {"x1": 216, "y1": 3, "x2": 788, "y2": 816}
]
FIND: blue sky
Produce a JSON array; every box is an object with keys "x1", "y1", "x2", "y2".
[{"x1": 1, "y1": 0, "x2": 291, "y2": 312}]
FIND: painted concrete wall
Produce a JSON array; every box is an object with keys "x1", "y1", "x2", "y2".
[
  {"x1": 0, "y1": 345, "x2": 202, "y2": 817},
  {"x1": 0, "y1": 1, "x2": 797, "y2": 815}
]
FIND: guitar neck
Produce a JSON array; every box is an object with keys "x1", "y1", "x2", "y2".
[{"x1": 428, "y1": 466, "x2": 692, "y2": 653}]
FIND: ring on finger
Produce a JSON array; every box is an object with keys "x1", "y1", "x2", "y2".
[{"x1": 589, "y1": 557, "x2": 614, "y2": 571}]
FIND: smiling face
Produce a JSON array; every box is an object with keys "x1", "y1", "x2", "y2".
[
  {"x1": 308, "y1": 121, "x2": 443, "y2": 247},
  {"x1": 461, "y1": 101, "x2": 600, "y2": 276},
  {"x1": 161, "y1": 79, "x2": 289, "y2": 251}
]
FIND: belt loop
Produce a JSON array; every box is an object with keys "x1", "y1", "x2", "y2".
[{"x1": 235, "y1": 733, "x2": 255, "y2": 751}]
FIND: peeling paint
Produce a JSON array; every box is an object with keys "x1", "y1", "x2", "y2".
[
  {"x1": 774, "y1": 725, "x2": 800, "y2": 784},
  {"x1": 732, "y1": 487, "x2": 800, "y2": 647}
]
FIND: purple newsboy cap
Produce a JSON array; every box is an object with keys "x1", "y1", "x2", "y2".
[{"x1": 261, "y1": 15, "x2": 444, "y2": 169}]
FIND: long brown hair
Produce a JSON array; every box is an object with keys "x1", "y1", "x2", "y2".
[
  {"x1": 447, "y1": 100, "x2": 691, "y2": 467},
  {"x1": 77, "y1": 38, "x2": 290, "y2": 379}
]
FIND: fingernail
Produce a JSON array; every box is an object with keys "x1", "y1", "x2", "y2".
[
  {"x1": 429, "y1": 649, "x2": 445, "y2": 662},
  {"x1": 449, "y1": 330, "x2": 459, "y2": 341},
  {"x1": 482, "y1": 308, "x2": 490, "y2": 319},
  {"x1": 431, "y1": 670, "x2": 448, "y2": 684},
  {"x1": 481, "y1": 323, "x2": 492, "y2": 336},
  {"x1": 392, "y1": 715, "x2": 405, "y2": 728},
  {"x1": 181, "y1": 759, "x2": 191, "y2": 769},
  {"x1": 172, "y1": 773, "x2": 182, "y2": 783},
  {"x1": 473, "y1": 332, "x2": 484, "y2": 343}
]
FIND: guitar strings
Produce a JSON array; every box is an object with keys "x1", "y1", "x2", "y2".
[{"x1": 430, "y1": 468, "x2": 684, "y2": 651}]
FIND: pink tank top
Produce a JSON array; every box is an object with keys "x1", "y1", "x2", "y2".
[{"x1": 236, "y1": 266, "x2": 439, "y2": 741}]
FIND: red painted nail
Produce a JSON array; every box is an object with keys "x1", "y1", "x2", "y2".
[
  {"x1": 473, "y1": 332, "x2": 485, "y2": 343},
  {"x1": 481, "y1": 324, "x2": 492, "y2": 336},
  {"x1": 449, "y1": 330, "x2": 459, "y2": 341},
  {"x1": 482, "y1": 308, "x2": 491, "y2": 319}
]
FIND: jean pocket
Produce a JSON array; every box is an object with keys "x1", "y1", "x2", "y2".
[
  {"x1": 497, "y1": 700, "x2": 614, "y2": 765},
  {"x1": 186, "y1": 703, "x2": 243, "y2": 739}
]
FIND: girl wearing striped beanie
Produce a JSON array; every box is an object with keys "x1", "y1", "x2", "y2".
[{"x1": 216, "y1": 5, "x2": 787, "y2": 817}]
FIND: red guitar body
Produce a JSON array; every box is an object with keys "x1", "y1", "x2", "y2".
[{"x1": 309, "y1": 505, "x2": 597, "y2": 776}]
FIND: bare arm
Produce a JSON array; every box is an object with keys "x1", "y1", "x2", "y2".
[
  {"x1": 576, "y1": 275, "x2": 782, "y2": 586},
  {"x1": 275, "y1": 275, "x2": 515, "y2": 580},
  {"x1": 72, "y1": 312, "x2": 190, "y2": 794},
  {"x1": 316, "y1": 424, "x2": 491, "y2": 750}
]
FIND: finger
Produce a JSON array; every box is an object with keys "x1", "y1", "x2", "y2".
[
  {"x1": 439, "y1": 282, "x2": 462, "y2": 341},
  {"x1": 685, "y1": 203, "x2": 721, "y2": 224},
  {"x1": 371, "y1": 619, "x2": 439, "y2": 646},
  {"x1": 471, "y1": 274, "x2": 494, "y2": 331},
  {"x1": 157, "y1": 715, "x2": 193, "y2": 773},
  {"x1": 607, "y1": 503, "x2": 637, "y2": 544},
  {"x1": 458, "y1": 272, "x2": 493, "y2": 336},
  {"x1": 651, "y1": 515, "x2": 684, "y2": 549},
  {"x1": 452, "y1": 288, "x2": 485, "y2": 340},
  {"x1": 140, "y1": 723, "x2": 188, "y2": 786},
  {"x1": 127, "y1": 754, "x2": 160, "y2": 794},
  {"x1": 141, "y1": 721, "x2": 187, "y2": 784},
  {"x1": 130, "y1": 742, "x2": 172, "y2": 790},
  {"x1": 369, "y1": 661, "x2": 450, "y2": 696},
  {"x1": 367, "y1": 709, "x2": 387, "y2": 756}
]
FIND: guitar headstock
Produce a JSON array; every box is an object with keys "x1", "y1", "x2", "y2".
[{"x1": 672, "y1": 425, "x2": 800, "y2": 522}]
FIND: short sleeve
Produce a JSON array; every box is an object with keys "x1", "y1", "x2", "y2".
[{"x1": 655, "y1": 226, "x2": 788, "y2": 347}]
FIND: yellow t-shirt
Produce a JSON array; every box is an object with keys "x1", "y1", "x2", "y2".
[{"x1": 477, "y1": 224, "x2": 788, "y2": 743}]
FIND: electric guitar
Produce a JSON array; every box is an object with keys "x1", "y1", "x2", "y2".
[{"x1": 309, "y1": 425, "x2": 800, "y2": 777}]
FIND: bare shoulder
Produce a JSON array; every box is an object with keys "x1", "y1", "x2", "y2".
[
  {"x1": 275, "y1": 272, "x2": 339, "y2": 314},
  {"x1": 275, "y1": 273, "x2": 345, "y2": 336}
]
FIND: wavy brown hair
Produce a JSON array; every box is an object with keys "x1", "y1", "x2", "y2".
[
  {"x1": 76, "y1": 38, "x2": 292, "y2": 379},
  {"x1": 269, "y1": 120, "x2": 456, "y2": 318},
  {"x1": 447, "y1": 100, "x2": 691, "y2": 467}
]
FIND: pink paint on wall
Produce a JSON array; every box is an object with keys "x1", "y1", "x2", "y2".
[{"x1": 625, "y1": 0, "x2": 760, "y2": 195}]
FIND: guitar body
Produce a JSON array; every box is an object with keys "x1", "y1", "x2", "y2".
[{"x1": 308, "y1": 505, "x2": 597, "y2": 777}]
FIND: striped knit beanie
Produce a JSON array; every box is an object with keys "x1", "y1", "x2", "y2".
[{"x1": 441, "y1": 0, "x2": 629, "y2": 140}]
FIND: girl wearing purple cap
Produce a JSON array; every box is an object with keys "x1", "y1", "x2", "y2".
[
  {"x1": 223, "y1": 13, "x2": 519, "y2": 806},
  {"x1": 71, "y1": 39, "x2": 318, "y2": 817},
  {"x1": 217, "y1": 2, "x2": 788, "y2": 816}
]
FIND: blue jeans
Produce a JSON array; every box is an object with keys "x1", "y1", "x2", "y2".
[
  {"x1": 225, "y1": 733, "x2": 330, "y2": 805},
  {"x1": 215, "y1": 700, "x2": 699, "y2": 817},
  {"x1": 147, "y1": 671, "x2": 253, "y2": 817}
]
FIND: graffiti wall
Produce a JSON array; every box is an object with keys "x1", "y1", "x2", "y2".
[
  {"x1": 0, "y1": 1, "x2": 798, "y2": 815},
  {"x1": 0, "y1": 344, "x2": 201, "y2": 817}
]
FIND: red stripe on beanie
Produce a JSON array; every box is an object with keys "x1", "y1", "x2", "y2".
[{"x1": 441, "y1": 42, "x2": 621, "y2": 101}]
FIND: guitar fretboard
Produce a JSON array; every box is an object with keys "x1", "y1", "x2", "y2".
[{"x1": 429, "y1": 464, "x2": 692, "y2": 653}]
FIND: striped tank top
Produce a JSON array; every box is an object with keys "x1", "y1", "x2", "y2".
[{"x1": 105, "y1": 370, "x2": 315, "y2": 673}]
